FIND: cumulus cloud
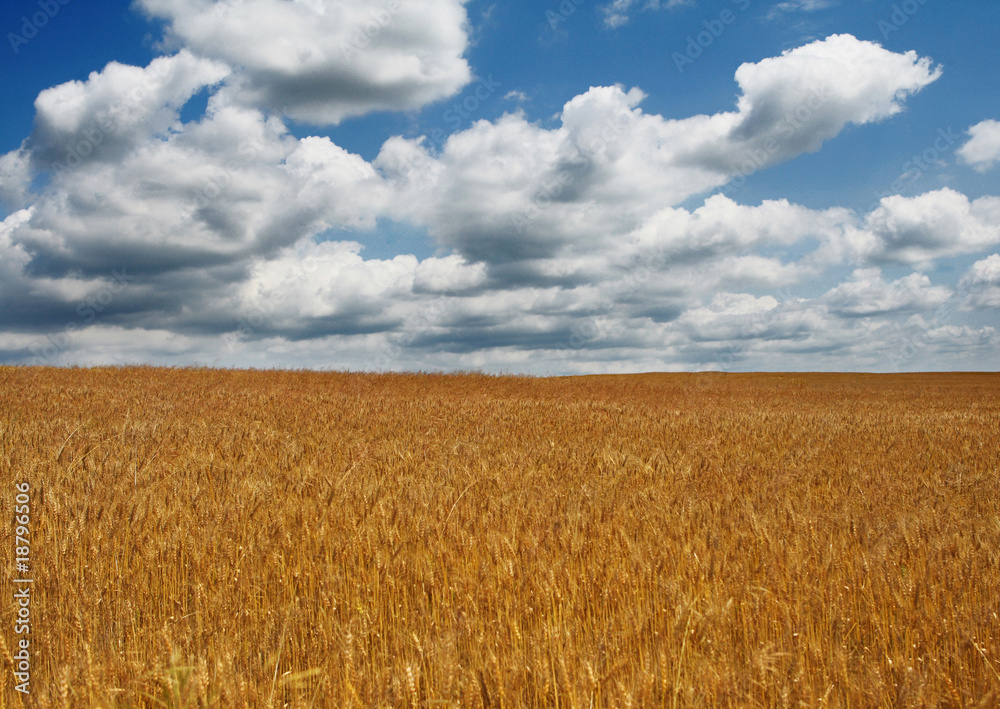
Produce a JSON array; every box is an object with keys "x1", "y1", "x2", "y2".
[
  {"x1": 821, "y1": 269, "x2": 951, "y2": 317},
  {"x1": 726, "y1": 35, "x2": 940, "y2": 160},
  {"x1": 224, "y1": 240, "x2": 417, "y2": 341},
  {"x1": 4, "y1": 74, "x2": 390, "y2": 283},
  {"x1": 853, "y1": 189, "x2": 1000, "y2": 266},
  {"x1": 28, "y1": 50, "x2": 231, "y2": 167},
  {"x1": 0, "y1": 51, "x2": 230, "y2": 213},
  {"x1": 0, "y1": 49, "x2": 400, "y2": 345},
  {"x1": 413, "y1": 255, "x2": 488, "y2": 294},
  {"x1": 378, "y1": 35, "x2": 939, "y2": 282},
  {"x1": 137, "y1": 0, "x2": 472, "y2": 125},
  {"x1": 3, "y1": 34, "x2": 941, "y2": 293},
  {"x1": 3, "y1": 28, "x2": 996, "y2": 374},
  {"x1": 0, "y1": 210, "x2": 33, "y2": 284},
  {"x1": 632, "y1": 194, "x2": 850, "y2": 263},
  {"x1": 0, "y1": 148, "x2": 32, "y2": 210},
  {"x1": 958, "y1": 254, "x2": 1000, "y2": 309},
  {"x1": 961, "y1": 253, "x2": 1000, "y2": 286},
  {"x1": 957, "y1": 119, "x2": 1000, "y2": 172}
]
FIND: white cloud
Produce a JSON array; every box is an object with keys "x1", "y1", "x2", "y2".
[
  {"x1": 3, "y1": 31, "x2": 996, "y2": 374},
  {"x1": 0, "y1": 51, "x2": 231, "y2": 212},
  {"x1": 379, "y1": 35, "x2": 939, "y2": 279},
  {"x1": 30, "y1": 50, "x2": 231, "y2": 167},
  {"x1": 729, "y1": 35, "x2": 941, "y2": 150},
  {"x1": 634, "y1": 194, "x2": 850, "y2": 259},
  {"x1": 0, "y1": 148, "x2": 32, "y2": 210},
  {"x1": 675, "y1": 292, "x2": 815, "y2": 346},
  {"x1": 4, "y1": 63, "x2": 390, "y2": 281},
  {"x1": 599, "y1": 0, "x2": 694, "y2": 29},
  {"x1": 962, "y1": 253, "x2": 1000, "y2": 286},
  {"x1": 767, "y1": 0, "x2": 837, "y2": 20},
  {"x1": 821, "y1": 269, "x2": 951, "y2": 317},
  {"x1": 228, "y1": 240, "x2": 416, "y2": 335},
  {"x1": 7, "y1": 34, "x2": 934, "y2": 291},
  {"x1": 856, "y1": 189, "x2": 1000, "y2": 266},
  {"x1": 0, "y1": 210, "x2": 33, "y2": 275},
  {"x1": 137, "y1": 0, "x2": 472, "y2": 125},
  {"x1": 957, "y1": 119, "x2": 1000, "y2": 172},
  {"x1": 958, "y1": 254, "x2": 1000, "y2": 309},
  {"x1": 414, "y1": 255, "x2": 488, "y2": 294}
]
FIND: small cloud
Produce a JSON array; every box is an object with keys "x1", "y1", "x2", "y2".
[
  {"x1": 766, "y1": 0, "x2": 837, "y2": 21},
  {"x1": 504, "y1": 90, "x2": 529, "y2": 103},
  {"x1": 957, "y1": 119, "x2": 1000, "y2": 172},
  {"x1": 604, "y1": 12, "x2": 630, "y2": 28},
  {"x1": 599, "y1": 0, "x2": 693, "y2": 30}
]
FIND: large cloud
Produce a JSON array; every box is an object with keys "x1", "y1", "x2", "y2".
[
  {"x1": 223, "y1": 240, "x2": 483, "y2": 342},
  {"x1": 856, "y1": 189, "x2": 1000, "y2": 266},
  {"x1": 137, "y1": 0, "x2": 472, "y2": 125},
  {"x1": 4, "y1": 69, "x2": 390, "y2": 282},
  {"x1": 3, "y1": 30, "x2": 997, "y2": 374},
  {"x1": 0, "y1": 56, "x2": 392, "y2": 337},
  {"x1": 821, "y1": 269, "x2": 951, "y2": 317},
  {"x1": 725, "y1": 34, "x2": 941, "y2": 162},
  {"x1": 28, "y1": 50, "x2": 231, "y2": 169},
  {"x1": 0, "y1": 51, "x2": 230, "y2": 213},
  {"x1": 377, "y1": 35, "x2": 941, "y2": 280}
]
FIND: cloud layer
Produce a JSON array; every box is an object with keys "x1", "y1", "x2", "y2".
[{"x1": 1, "y1": 22, "x2": 997, "y2": 373}]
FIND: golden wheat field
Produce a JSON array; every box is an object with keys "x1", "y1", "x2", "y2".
[{"x1": 1, "y1": 366, "x2": 999, "y2": 707}]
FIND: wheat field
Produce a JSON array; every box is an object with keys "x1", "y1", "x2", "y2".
[{"x1": 0, "y1": 366, "x2": 998, "y2": 707}]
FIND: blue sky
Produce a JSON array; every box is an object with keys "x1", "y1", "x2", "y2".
[{"x1": 1, "y1": 0, "x2": 998, "y2": 373}]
